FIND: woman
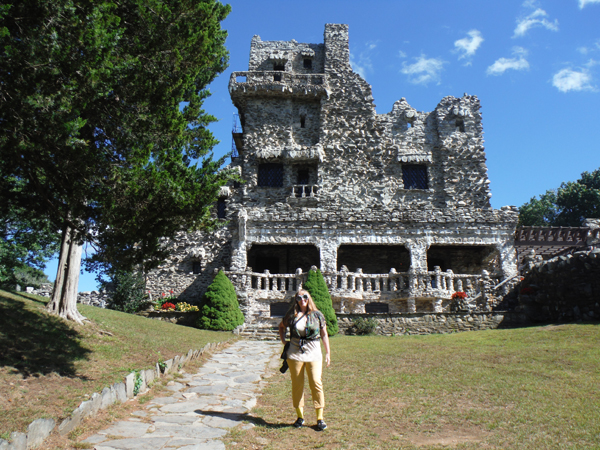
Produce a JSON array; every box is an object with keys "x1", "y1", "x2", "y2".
[{"x1": 279, "y1": 289, "x2": 331, "y2": 431}]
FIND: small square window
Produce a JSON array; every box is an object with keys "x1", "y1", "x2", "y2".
[
  {"x1": 402, "y1": 165, "x2": 428, "y2": 190},
  {"x1": 273, "y1": 63, "x2": 285, "y2": 71},
  {"x1": 257, "y1": 163, "x2": 284, "y2": 187},
  {"x1": 303, "y1": 59, "x2": 312, "y2": 69},
  {"x1": 217, "y1": 198, "x2": 226, "y2": 219}
]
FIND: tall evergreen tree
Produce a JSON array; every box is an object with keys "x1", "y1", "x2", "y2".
[
  {"x1": 198, "y1": 270, "x2": 244, "y2": 331},
  {"x1": 304, "y1": 268, "x2": 338, "y2": 336},
  {"x1": 0, "y1": 0, "x2": 233, "y2": 322}
]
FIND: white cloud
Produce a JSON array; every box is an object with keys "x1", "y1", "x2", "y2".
[
  {"x1": 398, "y1": 50, "x2": 407, "y2": 58},
  {"x1": 514, "y1": 8, "x2": 559, "y2": 37},
  {"x1": 350, "y1": 41, "x2": 378, "y2": 79},
  {"x1": 552, "y1": 67, "x2": 594, "y2": 92},
  {"x1": 487, "y1": 47, "x2": 530, "y2": 75},
  {"x1": 401, "y1": 55, "x2": 446, "y2": 85},
  {"x1": 579, "y1": 0, "x2": 600, "y2": 8},
  {"x1": 454, "y1": 30, "x2": 484, "y2": 61}
]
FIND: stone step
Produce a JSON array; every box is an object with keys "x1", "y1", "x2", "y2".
[{"x1": 239, "y1": 327, "x2": 280, "y2": 341}]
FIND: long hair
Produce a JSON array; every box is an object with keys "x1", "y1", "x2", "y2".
[{"x1": 283, "y1": 289, "x2": 318, "y2": 327}]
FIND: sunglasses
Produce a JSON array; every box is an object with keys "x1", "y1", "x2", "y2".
[{"x1": 296, "y1": 294, "x2": 309, "y2": 301}]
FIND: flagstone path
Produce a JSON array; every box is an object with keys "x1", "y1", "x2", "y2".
[{"x1": 83, "y1": 340, "x2": 281, "y2": 450}]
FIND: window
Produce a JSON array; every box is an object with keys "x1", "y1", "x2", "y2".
[
  {"x1": 300, "y1": 115, "x2": 306, "y2": 128},
  {"x1": 217, "y1": 198, "x2": 226, "y2": 219},
  {"x1": 192, "y1": 260, "x2": 202, "y2": 274},
  {"x1": 402, "y1": 164, "x2": 428, "y2": 190},
  {"x1": 303, "y1": 58, "x2": 312, "y2": 69},
  {"x1": 270, "y1": 302, "x2": 289, "y2": 317},
  {"x1": 297, "y1": 168, "x2": 309, "y2": 185},
  {"x1": 365, "y1": 302, "x2": 389, "y2": 314},
  {"x1": 456, "y1": 119, "x2": 465, "y2": 132},
  {"x1": 273, "y1": 63, "x2": 284, "y2": 81},
  {"x1": 257, "y1": 163, "x2": 284, "y2": 187}
]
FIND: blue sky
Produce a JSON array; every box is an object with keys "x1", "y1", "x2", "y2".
[{"x1": 45, "y1": 0, "x2": 600, "y2": 291}]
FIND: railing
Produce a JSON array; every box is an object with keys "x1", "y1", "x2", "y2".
[
  {"x1": 229, "y1": 72, "x2": 328, "y2": 97},
  {"x1": 223, "y1": 267, "x2": 502, "y2": 303},
  {"x1": 290, "y1": 184, "x2": 319, "y2": 199},
  {"x1": 226, "y1": 270, "x2": 304, "y2": 293}
]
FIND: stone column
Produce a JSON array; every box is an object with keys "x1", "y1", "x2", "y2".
[
  {"x1": 318, "y1": 241, "x2": 338, "y2": 273},
  {"x1": 230, "y1": 209, "x2": 248, "y2": 271},
  {"x1": 405, "y1": 238, "x2": 429, "y2": 271},
  {"x1": 496, "y1": 240, "x2": 518, "y2": 280}
]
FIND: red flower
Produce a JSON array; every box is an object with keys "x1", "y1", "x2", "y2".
[
  {"x1": 170, "y1": 290, "x2": 174, "y2": 294},
  {"x1": 451, "y1": 291, "x2": 467, "y2": 300},
  {"x1": 161, "y1": 302, "x2": 176, "y2": 310}
]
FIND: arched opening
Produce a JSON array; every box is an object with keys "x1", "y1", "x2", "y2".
[
  {"x1": 247, "y1": 244, "x2": 320, "y2": 274},
  {"x1": 337, "y1": 245, "x2": 410, "y2": 273}
]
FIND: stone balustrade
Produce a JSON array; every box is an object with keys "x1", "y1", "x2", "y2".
[
  {"x1": 223, "y1": 267, "x2": 502, "y2": 311},
  {"x1": 229, "y1": 71, "x2": 329, "y2": 98},
  {"x1": 290, "y1": 184, "x2": 319, "y2": 199}
]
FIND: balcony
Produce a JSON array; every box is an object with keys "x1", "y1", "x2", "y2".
[
  {"x1": 223, "y1": 267, "x2": 506, "y2": 314},
  {"x1": 287, "y1": 184, "x2": 319, "y2": 204},
  {"x1": 229, "y1": 71, "x2": 329, "y2": 99}
]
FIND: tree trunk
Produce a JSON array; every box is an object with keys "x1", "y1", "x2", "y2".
[{"x1": 46, "y1": 224, "x2": 87, "y2": 324}]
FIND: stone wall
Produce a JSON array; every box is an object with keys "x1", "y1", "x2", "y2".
[
  {"x1": 518, "y1": 248, "x2": 600, "y2": 322},
  {"x1": 337, "y1": 312, "x2": 529, "y2": 335}
]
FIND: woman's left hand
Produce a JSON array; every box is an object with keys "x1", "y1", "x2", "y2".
[{"x1": 325, "y1": 353, "x2": 331, "y2": 367}]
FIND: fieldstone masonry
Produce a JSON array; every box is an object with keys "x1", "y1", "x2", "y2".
[{"x1": 146, "y1": 24, "x2": 519, "y2": 327}]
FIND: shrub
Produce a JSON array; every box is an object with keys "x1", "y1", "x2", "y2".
[
  {"x1": 304, "y1": 268, "x2": 338, "y2": 336},
  {"x1": 103, "y1": 270, "x2": 146, "y2": 313},
  {"x1": 352, "y1": 317, "x2": 378, "y2": 335},
  {"x1": 198, "y1": 270, "x2": 244, "y2": 331}
]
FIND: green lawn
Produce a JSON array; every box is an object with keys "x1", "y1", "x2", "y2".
[
  {"x1": 227, "y1": 325, "x2": 600, "y2": 449},
  {"x1": 0, "y1": 289, "x2": 235, "y2": 438}
]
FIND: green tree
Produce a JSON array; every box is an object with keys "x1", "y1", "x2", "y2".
[
  {"x1": 198, "y1": 270, "x2": 244, "y2": 331},
  {"x1": 304, "y1": 268, "x2": 338, "y2": 336},
  {"x1": 102, "y1": 270, "x2": 147, "y2": 314},
  {"x1": 519, "y1": 169, "x2": 600, "y2": 226},
  {"x1": 0, "y1": 0, "x2": 232, "y2": 322},
  {"x1": 0, "y1": 180, "x2": 60, "y2": 288}
]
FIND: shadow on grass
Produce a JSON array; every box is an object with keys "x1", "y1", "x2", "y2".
[
  {"x1": 195, "y1": 410, "x2": 290, "y2": 429},
  {"x1": 0, "y1": 292, "x2": 91, "y2": 378}
]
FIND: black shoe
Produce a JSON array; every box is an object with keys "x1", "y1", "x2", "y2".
[
  {"x1": 293, "y1": 417, "x2": 304, "y2": 428},
  {"x1": 316, "y1": 420, "x2": 327, "y2": 431}
]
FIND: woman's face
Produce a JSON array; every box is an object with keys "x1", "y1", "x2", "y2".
[{"x1": 296, "y1": 292, "x2": 309, "y2": 309}]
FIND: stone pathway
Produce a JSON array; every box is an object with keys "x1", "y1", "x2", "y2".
[{"x1": 83, "y1": 340, "x2": 281, "y2": 450}]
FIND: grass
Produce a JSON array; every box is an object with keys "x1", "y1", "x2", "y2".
[
  {"x1": 0, "y1": 289, "x2": 235, "y2": 438},
  {"x1": 226, "y1": 324, "x2": 600, "y2": 449}
]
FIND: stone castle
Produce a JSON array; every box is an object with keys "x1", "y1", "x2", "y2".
[{"x1": 146, "y1": 24, "x2": 520, "y2": 326}]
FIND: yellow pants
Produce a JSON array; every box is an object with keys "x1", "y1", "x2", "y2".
[{"x1": 287, "y1": 358, "x2": 325, "y2": 409}]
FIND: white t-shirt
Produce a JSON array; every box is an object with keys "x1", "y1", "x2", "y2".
[{"x1": 287, "y1": 312, "x2": 325, "y2": 362}]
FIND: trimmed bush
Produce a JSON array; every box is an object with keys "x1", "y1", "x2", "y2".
[
  {"x1": 352, "y1": 317, "x2": 378, "y2": 335},
  {"x1": 198, "y1": 270, "x2": 244, "y2": 331},
  {"x1": 304, "y1": 268, "x2": 338, "y2": 336}
]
